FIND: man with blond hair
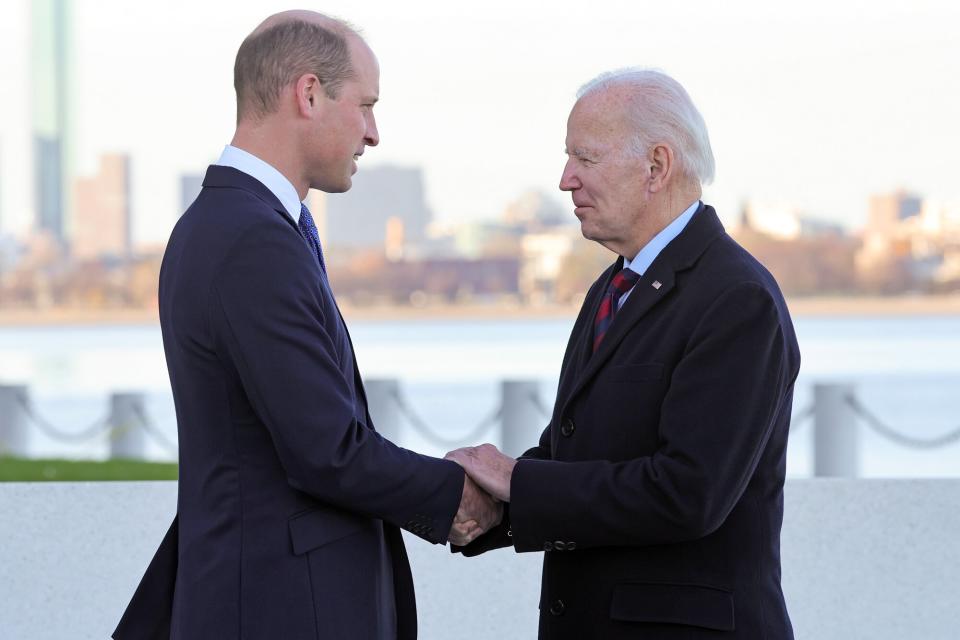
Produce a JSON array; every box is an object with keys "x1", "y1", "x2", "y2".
[
  {"x1": 113, "y1": 11, "x2": 499, "y2": 640},
  {"x1": 449, "y1": 69, "x2": 800, "y2": 639}
]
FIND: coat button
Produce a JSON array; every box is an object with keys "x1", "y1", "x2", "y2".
[
  {"x1": 554, "y1": 541, "x2": 566, "y2": 551},
  {"x1": 543, "y1": 541, "x2": 553, "y2": 551},
  {"x1": 560, "y1": 419, "x2": 575, "y2": 437},
  {"x1": 549, "y1": 599, "x2": 566, "y2": 616}
]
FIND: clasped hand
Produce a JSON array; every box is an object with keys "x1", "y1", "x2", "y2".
[{"x1": 444, "y1": 443, "x2": 517, "y2": 546}]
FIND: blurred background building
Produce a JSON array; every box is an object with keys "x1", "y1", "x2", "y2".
[
  {"x1": 73, "y1": 153, "x2": 131, "y2": 261},
  {"x1": 31, "y1": 0, "x2": 74, "y2": 247},
  {"x1": 326, "y1": 165, "x2": 432, "y2": 254}
]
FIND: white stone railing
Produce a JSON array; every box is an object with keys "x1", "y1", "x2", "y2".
[{"x1": 1, "y1": 480, "x2": 958, "y2": 639}]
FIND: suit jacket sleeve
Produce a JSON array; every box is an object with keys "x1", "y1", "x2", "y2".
[
  {"x1": 209, "y1": 220, "x2": 464, "y2": 544},
  {"x1": 508, "y1": 282, "x2": 794, "y2": 551}
]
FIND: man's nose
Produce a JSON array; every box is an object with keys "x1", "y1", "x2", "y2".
[
  {"x1": 559, "y1": 161, "x2": 579, "y2": 191},
  {"x1": 365, "y1": 113, "x2": 380, "y2": 147}
]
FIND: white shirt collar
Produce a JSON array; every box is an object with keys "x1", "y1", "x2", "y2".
[{"x1": 215, "y1": 145, "x2": 302, "y2": 223}]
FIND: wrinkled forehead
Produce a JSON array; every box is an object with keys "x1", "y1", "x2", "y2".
[{"x1": 567, "y1": 89, "x2": 631, "y2": 145}]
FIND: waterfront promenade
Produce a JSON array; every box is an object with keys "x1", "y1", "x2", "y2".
[{"x1": 1, "y1": 479, "x2": 957, "y2": 639}]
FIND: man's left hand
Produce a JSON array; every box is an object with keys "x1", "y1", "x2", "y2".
[{"x1": 445, "y1": 444, "x2": 517, "y2": 503}]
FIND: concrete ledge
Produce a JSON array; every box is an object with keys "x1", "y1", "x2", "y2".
[
  {"x1": 1, "y1": 480, "x2": 957, "y2": 639},
  {"x1": 780, "y1": 480, "x2": 959, "y2": 639}
]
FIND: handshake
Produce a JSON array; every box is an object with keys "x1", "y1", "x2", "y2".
[{"x1": 444, "y1": 444, "x2": 517, "y2": 547}]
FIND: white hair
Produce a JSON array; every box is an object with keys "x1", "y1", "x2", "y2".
[{"x1": 577, "y1": 68, "x2": 715, "y2": 185}]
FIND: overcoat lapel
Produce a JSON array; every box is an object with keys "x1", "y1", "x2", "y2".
[
  {"x1": 574, "y1": 259, "x2": 620, "y2": 372},
  {"x1": 559, "y1": 204, "x2": 725, "y2": 417}
]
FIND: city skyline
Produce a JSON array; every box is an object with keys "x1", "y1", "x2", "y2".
[{"x1": 1, "y1": 0, "x2": 959, "y2": 246}]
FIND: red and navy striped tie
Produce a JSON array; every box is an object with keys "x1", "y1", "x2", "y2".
[{"x1": 593, "y1": 267, "x2": 641, "y2": 353}]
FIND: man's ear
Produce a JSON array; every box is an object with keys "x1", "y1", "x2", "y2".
[
  {"x1": 648, "y1": 143, "x2": 675, "y2": 193},
  {"x1": 294, "y1": 73, "x2": 323, "y2": 117}
]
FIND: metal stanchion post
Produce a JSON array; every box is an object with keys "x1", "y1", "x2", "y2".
[
  {"x1": 500, "y1": 380, "x2": 544, "y2": 458},
  {"x1": 0, "y1": 385, "x2": 30, "y2": 457},
  {"x1": 109, "y1": 393, "x2": 147, "y2": 460},
  {"x1": 813, "y1": 383, "x2": 858, "y2": 477},
  {"x1": 365, "y1": 378, "x2": 403, "y2": 444}
]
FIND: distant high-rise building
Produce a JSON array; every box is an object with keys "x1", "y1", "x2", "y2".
[
  {"x1": 868, "y1": 190, "x2": 922, "y2": 233},
  {"x1": 326, "y1": 165, "x2": 432, "y2": 250},
  {"x1": 858, "y1": 190, "x2": 925, "y2": 283},
  {"x1": 31, "y1": 0, "x2": 74, "y2": 244},
  {"x1": 73, "y1": 154, "x2": 131, "y2": 260},
  {"x1": 179, "y1": 172, "x2": 204, "y2": 214}
]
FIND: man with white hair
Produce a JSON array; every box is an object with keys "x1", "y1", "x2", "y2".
[{"x1": 447, "y1": 69, "x2": 800, "y2": 639}]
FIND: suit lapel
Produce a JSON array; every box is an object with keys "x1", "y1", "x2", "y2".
[
  {"x1": 560, "y1": 204, "x2": 725, "y2": 414},
  {"x1": 562, "y1": 265, "x2": 677, "y2": 411},
  {"x1": 204, "y1": 165, "x2": 376, "y2": 428}
]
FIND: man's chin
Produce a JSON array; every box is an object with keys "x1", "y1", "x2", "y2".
[
  {"x1": 579, "y1": 226, "x2": 613, "y2": 251},
  {"x1": 314, "y1": 177, "x2": 352, "y2": 194}
]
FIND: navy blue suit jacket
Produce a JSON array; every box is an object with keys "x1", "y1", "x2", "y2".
[
  {"x1": 113, "y1": 165, "x2": 464, "y2": 639},
  {"x1": 461, "y1": 205, "x2": 800, "y2": 639}
]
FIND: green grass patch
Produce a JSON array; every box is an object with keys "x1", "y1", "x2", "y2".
[{"x1": 0, "y1": 457, "x2": 178, "y2": 482}]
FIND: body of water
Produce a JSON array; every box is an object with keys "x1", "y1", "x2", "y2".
[{"x1": 1, "y1": 315, "x2": 959, "y2": 477}]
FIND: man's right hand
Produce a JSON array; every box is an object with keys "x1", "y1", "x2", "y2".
[{"x1": 448, "y1": 474, "x2": 502, "y2": 546}]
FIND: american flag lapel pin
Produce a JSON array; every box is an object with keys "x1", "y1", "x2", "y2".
[{"x1": 652, "y1": 280, "x2": 662, "y2": 290}]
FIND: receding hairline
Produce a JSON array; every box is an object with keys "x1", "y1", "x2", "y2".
[{"x1": 249, "y1": 10, "x2": 360, "y2": 42}]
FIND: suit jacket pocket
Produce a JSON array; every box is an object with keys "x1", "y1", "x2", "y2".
[
  {"x1": 610, "y1": 582, "x2": 735, "y2": 631},
  {"x1": 609, "y1": 363, "x2": 664, "y2": 383},
  {"x1": 288, "y1": 505, "x2": 370, "y2": 555}
]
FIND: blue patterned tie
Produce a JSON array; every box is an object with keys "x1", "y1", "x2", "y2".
[
  {"x1": 593, "y1": 267, "x2": 641, "y2": 352},
  {"x1": 297, "y1": 203, "x2": 326, "y2": 273}
]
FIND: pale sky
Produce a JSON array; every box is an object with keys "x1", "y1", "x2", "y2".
[{"x1": 1, "y1": 0, "x2": 958, "y2": 245}]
